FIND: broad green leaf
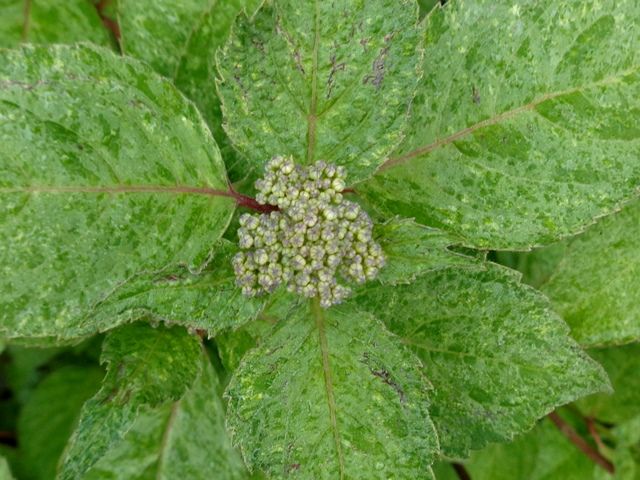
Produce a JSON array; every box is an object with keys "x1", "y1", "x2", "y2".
[
  {"x1": 89, "y1": 240, "x2": 265, "y2": 336},
  {"x1": 577, "y1": 344, "x2": 640, "y2": 425},
  {"x1": 226, "y1": 301, "x2": 439, "y2": 479},
  {"x1": 80, "y1": 342, "x2": 248, "y2": 480},
  {"x1": 0, "y1": 455, "x2": 14, "y2": 480},
  {"x1": 217, "y1": 0, "x2": 424, "y2": 182},
  {"x1": 17, "y1": 365, "x2": 103, "y2": 480},
  {"x1": 464, "y1": 418, "x2": 596, "y2": 480},
  {"x1": 4, "y1": 345, "x2": 61, "y2": 404},
  {"x1": 538, "y1": 200, "x2": 640, "y2": 346},
  {"x1": 0, "y1": 43, "x2": 235, "y2": 341},
  {"x1": 118, "y1": 0, "x2": 261, "y2": 178},
  {"x1": 352, "y1": 263, "x2": 610, "y2": 458},
  {"x1": 374, "y1": 218, "x2": 479, "y2": 285},
  {"x1": 0, "y1": 0, "x2": 109, "y2": 47},
  {"x1": 360, "y1": 0, "x2": 640, "y2": 249},
  {"x1": 59, "y1": 323, "x2": 203, "y2": 479}
]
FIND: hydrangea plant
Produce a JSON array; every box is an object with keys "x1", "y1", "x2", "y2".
[{"x1": 0, "y1": 0, "x2": 639, "y2": 479}]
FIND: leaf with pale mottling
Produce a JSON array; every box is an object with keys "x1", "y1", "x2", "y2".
[
  {"x1": 217, "y1": 0, "x2": 424, "y2": 182},
  {"x1": 0, "y1": 0, "x2": 109, "y2": 47},
  {"x1": 78, "y1": 342, "x2": 248, "y2": 480},
  {"x1": 226, "y1": 301, "x2": 438, "y2": 479},
  {"x1": 352, "y1": 263, "x2": 610, "y2": 458},
  {"x1": 0, "y1": 43, "x2": 235, "y2": 341},
  {"x1": 58, "y1": 323, "x2": 202, "y2": 479},
  {"x1": 360, "y1": 0, "x2": 640, "y2": 249},
  {"x1": 88, "y1": 240, "x2": 265, "y2": 336},
  {"x1": 117, "y1": 0, "x2": 261, "y2": 177}
]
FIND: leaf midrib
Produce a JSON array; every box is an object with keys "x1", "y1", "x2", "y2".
[
  {"x1": 380, "y1": 65, "x2": 640, "y2": 171},
  {"x1": 311, "y1": 298, "x2": 345, "y2": 479},
  {"x1": 0, "y1": 184, "x2": 234, "y2": 198},
  {"x1": 305, "y1": 0, "x2": 320, "y2": 163}
]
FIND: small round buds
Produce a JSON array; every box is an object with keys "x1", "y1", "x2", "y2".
[{"x1": 233, "y1": 155, "x2": 385, "y2": 307}]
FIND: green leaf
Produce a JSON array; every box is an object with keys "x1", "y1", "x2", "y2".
[
  {"x1": 217, "y1": 0, "x2": 424, "y2": 182},
  {"x1": 88, "y1": 240, "x2": 265, "y2": 336},
  {"x1": 352, "y1": 263, "x2": 610, "y2": 458},
  {"x1": 58, "y1": 322, "x2": 203, "y2": 479},
  {"x1": 117, "y1": 0, "x2": 261, "y2": 178},
  {"x1": 360, "y1": 0, "x2": 640, "y2": 249},
  {"x1": 226, "y1": 301, "x2": 439, "y2": 479},
  {"x1": 538, "y1": 200, "x2": 640, "y2": 347},
  {"x1": 0, "y1": 455, "x2": 14, "y2": 480},
  {"x1": 373, "y1": 218, "x2": 479, "y2": 285},
  {"x1": 463, "y1": 418, "x2": 596, "y2": 480},
  {"x1": 0, "y1": 0, "x2": 110, "y2": 47},
  {"x1": 17, "y1": 365, "x2": 103, "y2": 480},
  {"x1": 79, "y1": 344, "x2": 248, "y2": 480},
  {"x1": 0, "y1": 43, "x2": 235, "y2": 341},
  {"x1": 576, "y1": 344, "x2": 640, "y2": 425}
]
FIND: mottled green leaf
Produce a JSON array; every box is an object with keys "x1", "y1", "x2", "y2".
[
  {"x1": 0, "y1": 0, "x2": 109, "y2": 47},
  {"x1": 89, "y1": 240, "x2": 264, "y2": 336},
  {"x1": 0, "y1": 43, "x2": 235, "y2": 341},
  {"x1": 59, "y1": 323, "x2": 203, "y2": 479},
  {"x1": 226, "y1": 301, "x2": 438, "y2": 479},
  {"x1": 353, "y1": 263, "x2": 610, "y2": 458},
  {"x1": 118, "y1": 0, "x2": 261, "y2": 178},
  {"x1": 374, "y1": 218, "x2": 479, "y2": 285},
  {"x1": 464, "y1": 418, "x2": 596, "y2": 480},
  {"x1": 576, "y1": 344, "x2": 640, "y2": 425},
  {"x1": 360, "y1": 0, "x2": 640, "y2": 249},
  {"x1": 79, "y1": 342, "x2": 248, "y2": 480},
  {"x1": 217, "y1": 0, "x2": 424, "y2": 182},
  {"x1": 538, "y1": 200, "x2": 640, "y2": 347},
  {"x1": 17, "y1": 365, "x2": 103, "y2": 480}
]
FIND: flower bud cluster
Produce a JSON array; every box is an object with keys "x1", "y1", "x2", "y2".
[{"x1": 233, "y1": 156, "x2": 385, "y2": 307}]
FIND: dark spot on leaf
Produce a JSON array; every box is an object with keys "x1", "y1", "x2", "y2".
[
  {"x1": 363, "y1": 47, "x2": 389, "y2": 90},
  {"x1": 326, "y1": 54, "x2": 346, "y2": 98},
  {"x1": 472, "y1": 85, "x2": 481, "y2": 105}
]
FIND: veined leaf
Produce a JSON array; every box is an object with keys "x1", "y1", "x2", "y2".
[
  {"x1": 0, "y1": 0, "x2": 109, "y2": 47},
  {"x1": 79, "y1": 345, "x2": 248, "y2": 479},
  {"x1": 17, "y1": 365, "x2": 103, "y2": 480},
  {"x1": 226, "y1": 301, "x2": 438, "y2": 479},
  {"x1": 374, "y1": 218, "x2": 479, "y2": 285},
  {"x1": 58, "y1": 323, "x2": 230, "y2": 479},
  {"x1": 217, "y1": 0, "x2": 424, "y2": 182},
  {"x1": 353, "y1": 263, "x2": 610, "y2": 458},
  {"x1": 538, "y1": 200, "x2": 640, "y2": 347},
  {"x1": 89, "y1": 240, "x2": 265, "y2": 336},
  {"x1": 117, "y1": 0, "x2": 261, "y2": 177},
  {"x1": 0, "y1": 43, "x2": 235, "y2": 341},
  {"x1": 360, "y1": 0, "x2": 640, "y2": 249}
]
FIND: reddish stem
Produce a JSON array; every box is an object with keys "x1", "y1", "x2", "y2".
[
  {"x1": 548, "y1": 412, "x2": 614, "y2": 474},
  {"x1": 95, "y1": 0, "x2": 121, "y2": 41},
  {"x1": 227, "y1": 185, "x2": 279, "y2": 214},
  {"x1": 453, "y1": 463, "x2": 471, "y2": 480}
]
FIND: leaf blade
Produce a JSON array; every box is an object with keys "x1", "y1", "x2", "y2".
[
  {"x1": 353, "y1": 263, "x2": 610, "y2": 458},
  {"x1": 0, "y1": 43, "x2": 235, "y2": 340},
  {"x1": 217, "y1": 0, "x2": 424, "y2": 182},
  {"x1": 360, "y1": 0, "x2": 640, "y2": 249},
  {"x1": 226, "y1": 301, "x2": 439, "y2": 479}
]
